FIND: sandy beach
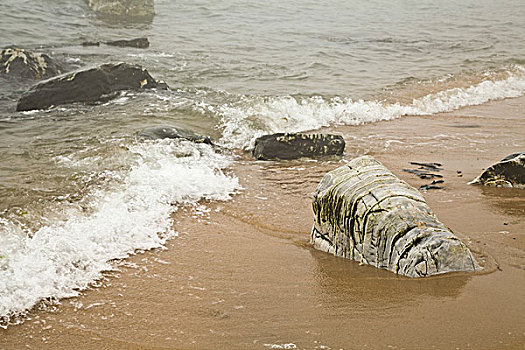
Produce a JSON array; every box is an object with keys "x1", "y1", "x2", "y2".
[{"x1": 1, "y1": 96, "x2": 524, "y2": 349}]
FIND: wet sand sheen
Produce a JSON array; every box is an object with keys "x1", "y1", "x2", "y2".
[{"x1": 1, "y1": 97, "x2": 525, "y2": 349}]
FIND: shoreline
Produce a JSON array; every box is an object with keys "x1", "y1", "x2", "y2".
[{"x1": 1, "y1": 96, "x2": 524, "y2": 349}]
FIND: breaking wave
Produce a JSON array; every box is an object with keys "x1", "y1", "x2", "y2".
[
  {"x1": 210, "y1": 67, "x2": 525, "y2": 149},
  {"x1": 0, "y1": 140, "x2": 240, "y2": 326}
]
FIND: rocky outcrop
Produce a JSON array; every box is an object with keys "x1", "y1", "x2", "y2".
[
  {"x1": 87, "y1": 0, "x2": 155, "y2": 18},
  {"x1": 138, "y1": 126, "x2": 213, "y2": 144},
  {"x1": 253, "y1": 133, "x2": 345, "y2": 160},
  {"x1": 469, "y1": 153, "x2": 525, "y2": 188},
  {"x1": 1, "y1": 48, "x2": 63, "y2": 80},
  {"x1": 311, "y1": 156, "x2": 479, "y2": 277},
  {"x1": 17, "y1": 62, "x2": 167, "y2": 111}
]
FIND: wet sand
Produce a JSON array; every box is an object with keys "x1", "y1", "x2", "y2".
[{"x1": 1, "y1": 97, "x2": 525, "y2": 349}]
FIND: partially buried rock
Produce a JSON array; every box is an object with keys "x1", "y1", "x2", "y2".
[
  {"x1": 253, "y1": 133, "x2": 345, "y2": 160},
  {"x1": 17, "y1": 62, "x2": 168, "y2": 111},
  {"x1": 87, "y1": 0, "x2": 155, "y2": 18},
  {"x1": 138, "y1": 126, "x2": 213, "y2": 145},
  {"x1": 1, "y1": 48, "x2": 63, "y2": 80},
  {"x1": 311, "y1": 155, "x2": 479, "y2": 277},
  {"x1": 469, "y1": 153, "x2": 525, "y2": 188}
]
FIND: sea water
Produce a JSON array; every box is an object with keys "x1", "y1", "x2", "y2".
[{"x1": 0, "y1": 0, "x2": 524, "y2": 325}]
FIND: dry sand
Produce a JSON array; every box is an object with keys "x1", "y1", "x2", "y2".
[{"x1": 1, "y1": 97, "x2": 524, "y2": 349}]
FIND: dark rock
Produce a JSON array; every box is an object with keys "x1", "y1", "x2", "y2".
[
  {"x1": 253, "y1": 133, "x2": 345, "y2": 160},
  {"x1": 409, "y1": 162, "x2": 442, "y2": 170},
  {"x1": 16, "y1": 62, "x2": 168, "y2": 111},
  {"x1": 419, "y1": 184, "x2": 443, "y2": 190},
  {"x1": 469, "y1": 153, "x2": 525, "y2": 188},
  {"x1": 138, "y1": 126, "x2": 213, "y2": 145},
  {"x1": 402, "y1": 168, "x2": 443, "y2": 179},
  {"x1": 82, "y1": 41, "x2": 100, "y2": 46},
  {"x1": 105, "y1": 38, "x2": 149, "y2": 48},
  {"x1": 0, "y1": 48, "x2": 63, "y2": 80},
  {"x1": 311, "y1": 155, "x2": 479, "y2": 277},
  {"x1": 87, "y1": 0, "x2": 155, "y2": 18}
]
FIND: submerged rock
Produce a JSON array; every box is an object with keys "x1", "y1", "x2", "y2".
[
  {"x1": 138, "y1": 126, "x2": 213, "y2": 145},
  {"x1": 106, "y1": 38, "x2": 149, "y2": 48},
  {"x1": 82, "y1": 38, "x2": 150, "y2": 48},
  {"x1": 82, "y1": 41, "x2": 101, "y2": 47},
  {"x1": 87, "y1": 0, "x2": 155, "y2": 18},
  {"x1": 17, "y1": 62, "x2": 167, "y2": 111},
  {"x1": 311, "y1": 155, "x2": 479, "y2": 278},
  {"x1": 253, "y1": 133, "x2": 345, "y2": 160},
  {"x1": 0, "y1": 48, "x2": 63, "y2": 80},
  {"x1": 469, "y1": 153, "x2": 525, "y2": 188}
]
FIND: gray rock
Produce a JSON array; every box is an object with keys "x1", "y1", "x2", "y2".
[
  {"x1": 87, "y1": 0, "x2": 155, "y2": 18},
  {"x1": 1, "y1": 48, "x2": 63, "y2": 80},
  {"x1": 469, "y1": 153, "x2": 525, "y2": 188},
  {"x1": 253, "y1": 133, "x2": 345, "y2": 160},
  {"x1": 17, "y1": 62, "x2": 167, "y2": 111},
  {"x1": 311, "y1": 155, "x2": 479, "y2": 278},
  {"x1": 138, "y1": 126, "x2": 213, "y2": 145}
]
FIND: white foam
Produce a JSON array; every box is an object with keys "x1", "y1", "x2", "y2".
[
  {"x1": 213, "y1": 68, "x2": 525, "y2": 149},
  {"x1": 0, "y1": 140, "x2": 239, "y2": 324}
]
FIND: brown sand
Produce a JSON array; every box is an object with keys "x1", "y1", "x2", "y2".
[{"x1": 1, "y1": 97, "x2": 524, "y2": 349}]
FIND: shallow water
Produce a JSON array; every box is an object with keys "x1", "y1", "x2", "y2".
[{"x1": 0, "y1": 0, "x2": 525, "y2": 323}]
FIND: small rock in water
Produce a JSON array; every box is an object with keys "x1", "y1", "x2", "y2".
[
  {"x1": 0, "y1": 48, "x2": 63, "y2": 80},
  {"x1": 252, "y1": 133, "x2": 345, "y2": 160},
  {"x1": 138, "y1": 126, "x2": 213, "y2": 145},
  {"x1": 16, "y1": 62, "x2": 168, "y2": 111},
  {"x1": 469, "y1": 153, "x2": 525, "y2": 188},
  {"x1": 105, "y1": 38, "x2": 149, "y2": 48},
  {"x1": 82, "y1": 41, "x2": 101, "y2": 47}
]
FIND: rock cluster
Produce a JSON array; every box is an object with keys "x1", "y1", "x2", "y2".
[{"x1": 311, "y1": 155, "x2": 479, "y2": 277}]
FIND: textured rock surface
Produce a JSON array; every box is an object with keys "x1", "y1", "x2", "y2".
[
  {"x1": 469, "y1": 153, "x2": 525, "y2": 188},
  {"x1": 253, "y1": 133, "x2": 345, "y2": 160},
  {"x1": 17, "y1": 62, "x2": 167, "y2": 111},
  {"x1": 138, "y1": 126, "x2": 213, "y2": 144},
  {"x1": 87, "y1": 0, "x2": 155, "y2": 18},
  {"x1": 1, "y1": 48, "x2": 63, "y2": 80},
  {"x1": 312, "y1": 156, "x2": 479, "y2": 277}
]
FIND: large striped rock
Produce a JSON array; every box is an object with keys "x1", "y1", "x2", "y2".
[{"x1": 312, "y1": 156, "x2": 479, "y2": 277}]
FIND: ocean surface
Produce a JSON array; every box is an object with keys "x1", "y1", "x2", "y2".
[{"x1": 1, "y1": 0, "x2": 524, "y2": 325}]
